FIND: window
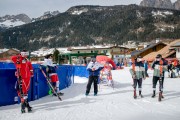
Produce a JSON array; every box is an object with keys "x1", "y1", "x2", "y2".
[
  {"x1": 103, "y1": 50, "x2": 107, "y2": 53},
  {"x1": 95, "y1": 50, "x2": 98, "y2": 53},
  {"x1": 152, "y1": 47, "x2": 156, "y2": 51}
]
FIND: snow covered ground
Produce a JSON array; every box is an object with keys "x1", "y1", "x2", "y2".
[{"x1": 0, "y1": 67, "x2": 180, "y2": 120}]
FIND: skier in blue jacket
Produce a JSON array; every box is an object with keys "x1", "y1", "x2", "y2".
[{"x1": 85, "y1": 57, "x2": 104, "y2": 96}]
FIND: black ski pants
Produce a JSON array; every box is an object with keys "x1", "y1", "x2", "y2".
[
  {"x1": 86, "y1": 75, "x2": 98, "y2": 94},
  {"x1": 133, "y1": 78, "x2": 142, "y2": 91},
  {"x1": 152, "y1": 76, "x2": 164, "y2": 92}
]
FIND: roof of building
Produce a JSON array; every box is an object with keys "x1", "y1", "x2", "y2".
[
  {"x1": 0, "y1": 48, "x2": 19, "y2": 54},
  {"x1": 171, "y1": 41, "x2": 180, "y2": 47},
  {"x1": 131, "y1": 42, "x2": 166, "y2": 57},
  {"x1": 69, "y1": 45, "x2": 129, "y2": 51},
  {"x1": 143, "y1": 39, "x2": 180, "y2": 61}
]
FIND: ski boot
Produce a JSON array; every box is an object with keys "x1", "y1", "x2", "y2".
[
  {"x1": 26, "y1": 103, "x2": 32, "y2": 112},
  {"x1": 21, "y1": 102, "x2": 26, "y2": 113},
  {"x1": 139, "y1": 91, "x2": 143, "y2": 98},
  {"x1": 53, "y1": 93, "x2": 57, "y2": 96},
  {"x1": 94, "y1": 93, "x2": 97, "y2": 96},
  {"x1": 133, "y1": 90, "x2": 137, "y2": 99},
  {"x1": 85, "y1": 92, "x2": 89, "y2": 96},
  {"x1": 151, "y1": 90, "x2": 156, "y2": 98},
  {"x1": 58, "y1": 92, "x2": 64, "y2": 96},
  {"x1": 161, "y1": 91, "x2": 164, "y2": 99},
  {"x1": 161, "y1": 94, "x2": 164, "y2": 99},
  {"x1": 25, "y1": 100, "x2": 32, "y2": 112}
]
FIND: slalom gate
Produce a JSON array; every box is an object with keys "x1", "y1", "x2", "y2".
[{"x1": 0, "y1": 62, "x2": 88, "y2": 106}]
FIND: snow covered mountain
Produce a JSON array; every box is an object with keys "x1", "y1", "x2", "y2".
[
  {"x1": 32, "y1": 11, "x2": 60, "y2": 22},
  {"x1": 0, "y1": 14, "x2": 31, "y2": 29},
  {"x1": 0, "y1": 11, "x2": 60, "y2": 30},
  {"x1": 0, "y1": 5, "x2": 180, "y2": 50}
]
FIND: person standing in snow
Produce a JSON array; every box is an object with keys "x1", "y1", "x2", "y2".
[
  {"x1": 130, "y1": 56, "x2": 146, "y2": 99},
  {"x1": 167, "y1": 61, "x2": 173, "y2": 77},
  {"x1": 42, "y1": 54, "x2": 63, "y2": 96},
  {"x1": 151, "y1": 54, "x2": 167, "y2": 99},
  {"x1": 144, "y1": 60, "x2": 149, "y2": 77},
  {"x1": 11, "y1": 50, "x2": 33, "y2": 113},
  {"x1": 86, "y1": 57, "x2": 104, "y2": 96}
]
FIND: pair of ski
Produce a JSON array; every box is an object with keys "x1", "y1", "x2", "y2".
[
  {"x1": 158, "y1": 60, "x2": 164, "y2": 102},
  {"x1": 39, "y1": 66, "x2": 62, "y2": 101},
  {"x1": 15, "y1": 56, "x2": 32, "y2": 113}
]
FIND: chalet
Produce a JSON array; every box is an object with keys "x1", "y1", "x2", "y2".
[
  {"x1": 143, "y1": 40, "x2": 180, "y2": 61},
  {"x1": 0, "y1": 48, "x2": 20, "y2": 61},
  {"x1": 131, "y1": 42, "x2": 167, "y2": 59},
  {"x1": 171, "y1": 40, "x2": 180, "y2": 60}
]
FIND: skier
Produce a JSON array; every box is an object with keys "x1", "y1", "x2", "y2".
[
  {"x1": 42, "y1": 54, "x2": 63, "y2": 96},
  {"x1": 85, "y1": 57, "x2": 104, "y2": 96},
  {"x1": 130, "y1": 56, "x2": 146, "y2": 99},
  {"x1": 11, "y1": 50, "x2": 33, "y2": 113},
  {"x1": 151, "y1": 54, "x2": 167, "y2": 101}
]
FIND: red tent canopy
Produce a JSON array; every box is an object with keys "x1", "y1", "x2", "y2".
[{"x1": 96, "y1": 55, "x2": 116, "y2": 68}]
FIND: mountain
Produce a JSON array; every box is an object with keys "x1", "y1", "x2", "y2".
[
  {"x1": 0, "y1": 11, "x2": 60, "y2": 31},
  {"x1": 0, "y1": 14, "x2": 31, "y2": 29},
  {"x1": 174, "y1": 0, "x2": 180, "y2": 10},
  {"x1": 32, "y1": 11, "x2": 60, "y2": 22},
  {"x1": 0, "y1": 5, "x2": 180, "y2": 50},
  {"x1": 140, "y1": 0, "x2": 176, "y2": 9}
]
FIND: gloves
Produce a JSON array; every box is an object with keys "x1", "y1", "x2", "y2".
[{"x1": 132, "y1": 74, "x2": 136, "y2": 79}]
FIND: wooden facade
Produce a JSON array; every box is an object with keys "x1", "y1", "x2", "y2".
[
  {"x1": 0, "y1": 49, "x2": 20, "y2": 61},
  {"x1": 139, "y1": 43, "x2": 166, "y2": 57},
  {"x1": 131, "y1": 42, "x2": 167, "y2": 58},
  {"x1": 110, "y1": 46, "x2": 130, "y2": 59}
]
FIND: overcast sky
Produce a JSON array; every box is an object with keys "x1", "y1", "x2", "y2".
[{"x1": 0, "y1": 0, "x2": 177, "y2": 18}]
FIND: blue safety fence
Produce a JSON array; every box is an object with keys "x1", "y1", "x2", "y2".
[
  {"x1": 0, "y1": 63, "x2": 74, "y2": 106},
  {"x1": 0, "y1": 62, "x2": 15, "y2": 68},
  {"x1": 73, "y1": 66, "x2": 89, "y2": 78}
]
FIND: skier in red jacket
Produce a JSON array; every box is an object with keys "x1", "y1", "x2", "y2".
[{"x1": 11, "y1": 50, "x2": 33, "y2": 113}]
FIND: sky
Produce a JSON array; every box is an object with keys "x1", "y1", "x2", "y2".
[{"x1": 0, "y1": 0, "x2": 177, "y2": 18}]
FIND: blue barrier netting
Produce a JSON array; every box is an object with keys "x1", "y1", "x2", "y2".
[{"x1": 0, "y1": 62, "x2": 75, "y2": 106}]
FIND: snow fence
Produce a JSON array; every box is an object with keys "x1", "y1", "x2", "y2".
[{"x1": 0, "y1": 62, "x2": 76, "y2": 106}]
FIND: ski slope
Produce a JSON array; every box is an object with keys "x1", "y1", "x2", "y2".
[{"x1": 0, "y1": 67, "x2": 180, "y2": 120}]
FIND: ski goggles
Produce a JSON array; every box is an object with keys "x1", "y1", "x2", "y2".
[
  {"x1": 155, "y1": 58, "x2": 161, "y2": 61},
  {"x1": 21, "y1": 52, "x2": 29, "y2": 56},
  {"x1": 137, "y1": 58, "x2": 142, "y2": 61}
]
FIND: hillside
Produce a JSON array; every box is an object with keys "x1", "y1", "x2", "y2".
[{"x1": 0, "y1": 5, "x2": 180, "y2": 50}]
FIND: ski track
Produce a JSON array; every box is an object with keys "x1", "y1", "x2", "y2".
[{"x1": 0, "y1": 67, "x2": 180, "y2": 120}]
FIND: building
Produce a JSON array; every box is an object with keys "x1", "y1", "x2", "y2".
[
  {"x1": 60, "y1": 45, "x2": 130, "y2": 65},
  {"x1": 171, "y1": 40, "x2": 180, "y2": 60},
  {"x1": 0, "y1": 48, "x2": 20, "y2": 61},
  {"x1": 143, "y1": 40, "x2": 180, "y2": 61},
  {"x1": 131, "y1": 42, "x2": 167, "y2": 59}
]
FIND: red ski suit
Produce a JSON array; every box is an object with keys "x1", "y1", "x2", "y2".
[{"x1": 11, "y1": 55, "x2": 33, "y2": 95}]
